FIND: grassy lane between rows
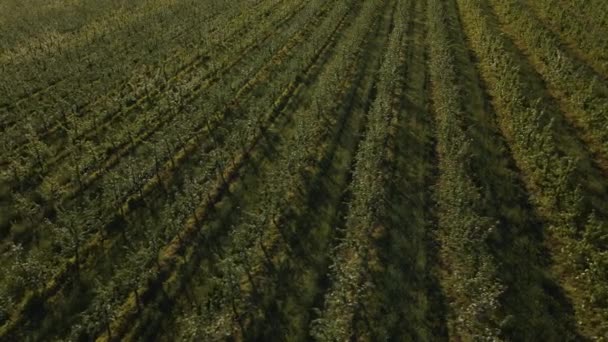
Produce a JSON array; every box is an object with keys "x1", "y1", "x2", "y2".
[
  {"x1": 428, "y1": 0, "x2": 503, "y2": 337},
  {"x1": 335, "y1": 0, "x2": 447, "y2": 339},
  {"x1": 246, "y1": 0, "x2": 397, "y2": 338},
  {"x1": 309, "y1": 0, "x2": 444, "y2": 339}
]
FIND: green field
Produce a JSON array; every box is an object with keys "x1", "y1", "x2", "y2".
[{"x1": 1, "y1": 0, "x2": 607, "y2": 340}]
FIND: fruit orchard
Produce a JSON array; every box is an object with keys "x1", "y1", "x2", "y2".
[{"x1": 1, "y1": 0, "x2": 607, "y2": 340}]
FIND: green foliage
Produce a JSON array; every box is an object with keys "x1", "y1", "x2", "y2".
[
  {"x1": 457, "y1": 0, "x2": 608, "y2": 337},
  {"x1": 1, "y1": 0, "x2": 607, "y2": 340}
]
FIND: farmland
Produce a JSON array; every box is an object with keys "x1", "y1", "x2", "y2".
[{"x1": 1, "y1": 0, "x2": 607, "y2": 340}]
